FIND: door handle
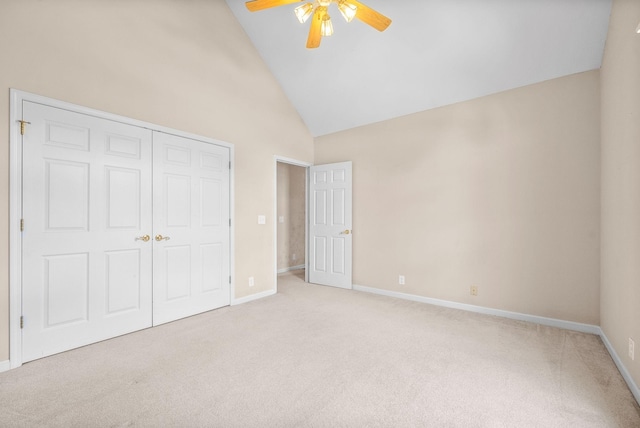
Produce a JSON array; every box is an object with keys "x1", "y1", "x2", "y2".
[
  {"x1": 135, "y1": 235, "x2": 150, "y2": 242},
  {"x1": 155, "y1": 234, "x2": 171, "y2": 241},
  {"x1": 340, "y1": 230, "x2": 352, "y2": 235}
]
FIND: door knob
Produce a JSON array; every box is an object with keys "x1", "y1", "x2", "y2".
[
  {"x1": 135, "y1": 235, "x2": 150, "y2": 242},
  {"x1": 340, "y1": 230, "x2": 352, "y2": 235},
  {"x1": 155, "y1": 234, "x2": 171, "y2": 241}
]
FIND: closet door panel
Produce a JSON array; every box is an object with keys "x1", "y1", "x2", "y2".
[
  {"x1": 152, "y1": 132, "x2": 230, "y2": 326},
  {"x1": 21, "y1": 101, "x2": 153, "y2": 362}
]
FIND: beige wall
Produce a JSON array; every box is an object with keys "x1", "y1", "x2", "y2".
[
  {"x1": 277, "y1": 163, "x2": 306, "y2": 271},
  {"x1": 601, "y1": 0, "x2": 640, "y2": 388},
  {"x1": 316, "y1": 71, "x2": 601, "y2": 325},
  {"x1": 0, "y1": 0, "x2": 314, "y2": 361}
]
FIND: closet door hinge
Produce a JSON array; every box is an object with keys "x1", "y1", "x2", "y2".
[
  {"x1": 229, "y1": 276, "x2": 231, "y2": 284},
  {"x1": 18, "y1": 120, "x2": 31, "y2": 136},
  {"x1": 20, "y1": 316, "x2": 24, "y2": 329},
  {"x1": 229, "y1": 218, "x2": 231, "y2": 227},
  {"x1": 20, "y1": 219, "x2": 24, "y2": 232},
  {"x1": 229, "y1": 161, "x2": 231, "y2": 170}
]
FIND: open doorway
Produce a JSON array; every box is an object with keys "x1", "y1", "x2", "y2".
[
  {"x1": 274, "y1": 157, "x2": 353, "y2": 291},
  {"x1": 277, "y1": 162, "x2": 307, "y2": 274}
]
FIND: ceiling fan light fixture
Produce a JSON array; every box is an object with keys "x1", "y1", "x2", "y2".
[
  {"x1": 338, "y1": 1, "x2": 357, "y2": 22},
  {"x1": 321, "y1": 14, "x2": 334, "y2": 36},
  {"x1": 244, "y1": 0, "x2": 392, "y2": 48},
  {"x1": 295, "y1": 3, "x2": 314, "y2": 23}
]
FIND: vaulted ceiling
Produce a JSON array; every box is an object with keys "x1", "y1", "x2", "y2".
[{"x1": 225, "y1": 0, "x2": 612, "y2": 137}]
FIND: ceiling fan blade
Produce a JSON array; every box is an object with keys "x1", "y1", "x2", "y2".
[
  {"x1": 349, "y1": 0, "x2": 392, "y2": 31},
  {"x1": 306, "y1": 7, "x2": 325, "y2": 49},
  {"x1": 245, "y1": 0, "x2": 302, "y2": 12}
]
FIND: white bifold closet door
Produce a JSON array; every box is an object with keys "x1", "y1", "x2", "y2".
[
  {"x1": 21, "y1": 101, "x2": 154, "y2": 362},
  {"x1": 21, "y1": 101, "x2": 230, "y2": 363},
  {"x1": 151, "y1": 132, "x2": 230, "y2": 325}
]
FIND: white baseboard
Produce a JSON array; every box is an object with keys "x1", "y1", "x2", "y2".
[
  {"x1": 231, "y1": 289, "x2": 276, "y2": 306},
  {"x1": 0, "y1": 360, "x2": 10, "y2": 373},
  {"x1": 353, "y1": 284, "x2": 639, "y2": 406},
  {"x1": 599, "y1": 329, "x2": 640, "y2": 405},
  {"x1": 353, "y1": 284, "x2": 600, "y2": 334},
  {"x1": 277, "y1": 265, "x2": 305, "y2": 274}
]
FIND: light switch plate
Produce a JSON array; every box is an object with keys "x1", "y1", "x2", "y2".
[
  {"x1": 279, "y1": 216, "x2": 284, "y2": 223},
  {"x1": 258, "y1": 215, "x2": 266, "y2": 225}
]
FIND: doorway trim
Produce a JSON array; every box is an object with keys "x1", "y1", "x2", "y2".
[
  {"x1": 9, "y1": 89, "x2": 235, "y2": 369},
  {"x1": 273, "y1": 156, "x2": 312, "y2": 292}
]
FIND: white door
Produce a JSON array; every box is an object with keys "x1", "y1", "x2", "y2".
[
  {"x1": 308, "y1": 162, "x2": 352, "y2": 289},
  {"x1": 152, "y1": 131, "x2": 230, "y2": 325},
  {"x1": 21, "y1": 101, "x2": 153, "y2": 362}
]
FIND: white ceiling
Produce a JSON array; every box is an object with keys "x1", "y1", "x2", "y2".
[{"x1": 225, "y1": 0, "x2": 612, "y2": 137}]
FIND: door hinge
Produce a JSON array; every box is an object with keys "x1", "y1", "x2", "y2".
[
  {"x1": 20, "y1": 316, "x2": 24, "y2": 329},
  {"x1": 229, "y1": 276, "x2": 231, "y2": 284},
  {"x1": 20, "y1": 219, "x2": 24, "y2": 232},
  {"x1": 18, "y1": 120, "x2": 31, "y2": 136},
  {"x1": 229, "y1": 218, "x2": 231, "y2": 227},
  {"x1": 229, "y1": 161, "x2": 231, "y2": 170}
]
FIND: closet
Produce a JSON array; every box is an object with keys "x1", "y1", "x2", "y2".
[{"x1": 19, "y1": 100, "x2": 230, "y2": 362}]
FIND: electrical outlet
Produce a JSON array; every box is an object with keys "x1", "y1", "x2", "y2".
[
  {"x1": 470, "y1": 286, "x2": 478, "y2": 296},
  {"x1": 249, "y1": 276, "x2": 255, "y2": 287},
  {"x1": 279, "y1": 216, "x2": 284, "y2": 224},
  {"x1": 630, "y1": 338, "x2": 635, "y2": 361},
  {"x1": 292, "y1": 253, "x2": 297, "y2": 261},
  {"x1": 399, "y1": 275, "x2": 405, "y2": 285}
]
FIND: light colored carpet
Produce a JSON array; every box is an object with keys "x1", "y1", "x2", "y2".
[{"x1": 0, "y1": 270, "x2": 639, "y2": 427}]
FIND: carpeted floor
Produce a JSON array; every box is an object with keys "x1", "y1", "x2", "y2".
[{"x1": 0, "y1": 269, "x2": 639, "y2": 427}]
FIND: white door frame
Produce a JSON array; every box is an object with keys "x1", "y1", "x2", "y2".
[
  {"x1": 273, "y1": 156, "x2": 312, "y2": 292},
  {"x1": 8, "y1": 89, "x2": 235, "y2": 369}
]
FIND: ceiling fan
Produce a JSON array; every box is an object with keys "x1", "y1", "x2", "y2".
[{"x1": 245, "y1": 0, "x2": 392, "y2": 49}]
